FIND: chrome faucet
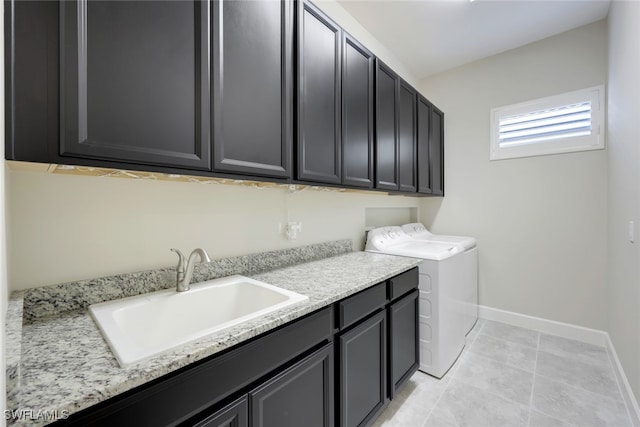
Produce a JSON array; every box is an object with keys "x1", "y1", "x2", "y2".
[{"x1": 170, "y1": 248, "x2": 211, "y2": 292}]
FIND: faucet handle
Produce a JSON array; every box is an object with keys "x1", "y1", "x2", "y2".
[{"x1": 170, "y1": 248, "x2": 186, "y2": 273}]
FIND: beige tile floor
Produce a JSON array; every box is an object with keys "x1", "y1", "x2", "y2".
[{"x1": 373, "y1": 319, "x2": 635, "y2": 427}]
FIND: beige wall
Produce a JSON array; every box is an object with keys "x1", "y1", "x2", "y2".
[
  {"x1": 607, "y1": 0, "x2": 640, "y2": 404},
  {"x1": 419, "y1": 21, "x2": 609, "y2": 330},
  {"x1": 6, "y1": 170, "x2": 420, "y2": 291}
]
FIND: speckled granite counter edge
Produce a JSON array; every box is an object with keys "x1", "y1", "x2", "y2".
[
  {"x1": 7, "y1": 240, "x2": 352, "y2": 415},
  {"x1": 8, "y1": 249, "x2": 422, "y2": 426},
  {"x1": 5, "y1": 292, "x2": 24, "y2": 410},
  {"x1": 21, "y1": 239, "x2": 353, "y2": 322}
]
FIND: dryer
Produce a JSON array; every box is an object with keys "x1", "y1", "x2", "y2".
[
  {"x1": 402, "y1": 223, "x2": 479, "y2": 335},
  {"x1": 365, "y1": 226, "x2": 466, "y2": 378}
]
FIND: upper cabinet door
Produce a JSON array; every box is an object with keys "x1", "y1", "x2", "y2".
[
  {"x1": 430, "y1": 106, "x2": 445, "y2": 196},
  {"x1": 375, "y1": 60, "x2": 399, "y2": 191},
  {"x1": 297, "y1": 1, "x2": 342, "y2": 184},
  {"x1": 417, "y1": 95, "x2": 432, "y2": 194},
  {"x1": 212, "y1": 0, "x2": 293, "y2": 179},
  {"x1": 342, "y1": 33, "x2": 374, "y2": 189},
  {"x1": 398, "y1": 80, "x2": 417, "y2": 193},
  {"x1": 59, "y1": 1, "x2": 211, "y2": 170}
]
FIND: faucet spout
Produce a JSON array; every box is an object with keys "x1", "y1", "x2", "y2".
[{"x1": 171, "y1": 248, "x2": 211, "y2": 292}]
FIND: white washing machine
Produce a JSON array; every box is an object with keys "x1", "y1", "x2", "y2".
[
  {"x1": 365, "y1": 226, "x2": 466, "y2": 379},
  {"x1": 402, "y1": 223, "x2": 479, "y2": 336}
]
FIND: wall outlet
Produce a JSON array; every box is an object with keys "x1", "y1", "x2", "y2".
[{"x1": 281, "y1": 221, "x2": 302, "y2": 240}]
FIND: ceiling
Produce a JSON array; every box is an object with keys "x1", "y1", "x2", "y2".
[{"x1": 336, "y1": 0, "x2": 611, "y2": 80}]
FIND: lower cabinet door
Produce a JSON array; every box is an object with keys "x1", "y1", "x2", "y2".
[
  {"x1": 194, "y1": 396, "x2": 249, "y2": 427},
  {"x1": 389, "y1": 290, "x2": 420, "y2": 398},
  {"x1": 339, "y1": 310, "x2": 388, "y2": 427},
  {"x1": 249, "y1": 343, "x2": 334, "y2": 427}
]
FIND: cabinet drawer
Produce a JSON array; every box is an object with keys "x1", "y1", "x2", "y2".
[
  {"x1": 338, "y1": 282, "x2": 386, "y2": 330},
  {"x1": 389, "y1": 268, "x2": 419, "y2": 301}
]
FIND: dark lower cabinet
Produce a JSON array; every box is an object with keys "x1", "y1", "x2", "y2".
[
  {"x1": 339, "y1": 311, "x2": 388, "y2": 427},
  {"x1": 337, "y1": 267, "x2": 419, "y2": 427},
  {"x1": 194, "y1": 396, "x2": 248, "y2": 427},
  {"x1": 58, "y1": 308, "x2": 333, "y2": 427},
  {"x1": 389, "y1": 290, "x2": 420, "y2": 398},
  {"x1": 59, "y1": 0, "x2": 211, "y2": 170},
  {"x1": 297, "y1": 0, "x2": 342, "y2": 184},
  {"x1": 250, "y1": 343, "x2": 334, "y2": 427},
  {"x1": 195, "y1": 343, "x2": 333, "y2": 427},
  {"x1": 212, "y1": 0, "x2": 293, "y2": 178}
]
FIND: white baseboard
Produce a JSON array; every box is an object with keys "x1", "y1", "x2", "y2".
[
  {"x1": 606, "y1": 334, "x2": 640, "y2": 427},
  {"x1": 478, "y1": 305, "x2": 640, "y2": 426},
  {"x1": 478, "y1": 305, "x2": 607, "y2": 346}
]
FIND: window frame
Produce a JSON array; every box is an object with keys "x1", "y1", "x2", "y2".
[{"x1": 489, "y1": 85, "x2": 606, "y2": 161}]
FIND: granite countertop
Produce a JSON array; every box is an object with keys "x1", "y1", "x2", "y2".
[{"x1": 6, "y1": 245, "x2": 421, "y2": 426}]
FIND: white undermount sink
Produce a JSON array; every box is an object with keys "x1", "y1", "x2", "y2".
[{"x1": 89, "y1": 275, "x2": 309, "y2": 368}]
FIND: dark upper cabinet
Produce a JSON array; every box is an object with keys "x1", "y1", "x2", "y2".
[
  {"x1": 342, "y1": 33, "x2": 374, "y2": 189},
  {"x1": 430, "y1": 105, "x2": 445, "y2": 196},
  {"x1": 212, "y1": 0, "x2": 293, "y2": 179},
  {"x1": 5, "y1": 1, "x2": 59, "y2": 163},
  {"x1": 6, "y1": 1, "x2": 444, "y2": 196},
  {"x1": 417, "y1": 95, "x2": 432, "y2": 194},
  {"x1": 375, "y1": 60, "x2": 399, "y2": 191},
  {"x1": 59, "y1": 1, "x2": 211, "y2": 170},
  {"x1": 297, "y1": 1, "x2": 342, "y2": 184},
  {"x1": 417, "y1": 96, "x2": 445, "y2": 196},
  {"x1": 388, "y1": 290, "x2": 419, "y2": 398},
  {"x1": 398, "y1": 80, "x2": 417, "y2": 193},
  {"x1": 250, "y1": 344, "x2": 334, "y2": 427}
]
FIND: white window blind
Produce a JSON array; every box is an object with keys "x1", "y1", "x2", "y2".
[{"x1": 490, "y1": 85, "x2": 605, "y2": 160}]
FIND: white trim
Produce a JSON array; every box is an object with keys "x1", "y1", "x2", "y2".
[
  {"x1": 478, "y1": 305, "x2": 640, "y2": 426},
  {"x1": 606, "y1": 334, "x2": 640, "y2": 427},
  {"x1": 478, "y1": 304, "x2": 606, "y2": 346},
  {"x1": 490, "y1": 85, "x2": 606, "y2": 161}
]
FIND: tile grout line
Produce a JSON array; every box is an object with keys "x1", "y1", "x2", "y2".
[
  {"x1": 534, "y1": 369, "x2": 634, "y2": 411},
  {"x1": 476, "y1": 325, "x2": 539, "y2": 350},
  {"x1": 419, "y1": 320, "x2": 487, "y2": 427},
  {"x1": 419, "y1": 356, "x2": 461, "y2": 427},
  {"x1": 533, "y1": 369, "x2": 628, "y2": 404},
  {"x1": 450, "y1": 322, "x2": 541, "y2": 411},
  {"x1": 525, "y1": 331, "x2": 541, "y2": 427},
  {"x1": 530, "y1": 335, "x2": 628, "y2": 427}
]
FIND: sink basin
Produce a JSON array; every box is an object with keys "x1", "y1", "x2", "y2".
[{"x1": 89, "y1": 275, "x2": 308, "y2": 367}]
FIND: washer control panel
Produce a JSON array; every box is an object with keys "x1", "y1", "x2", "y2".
[
  {"x1": 401, "y1": 222, "x2": 429, "y2": 236},
  {"x1": 366, "y1": 226, "x2": 412, "y2": 250}
]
